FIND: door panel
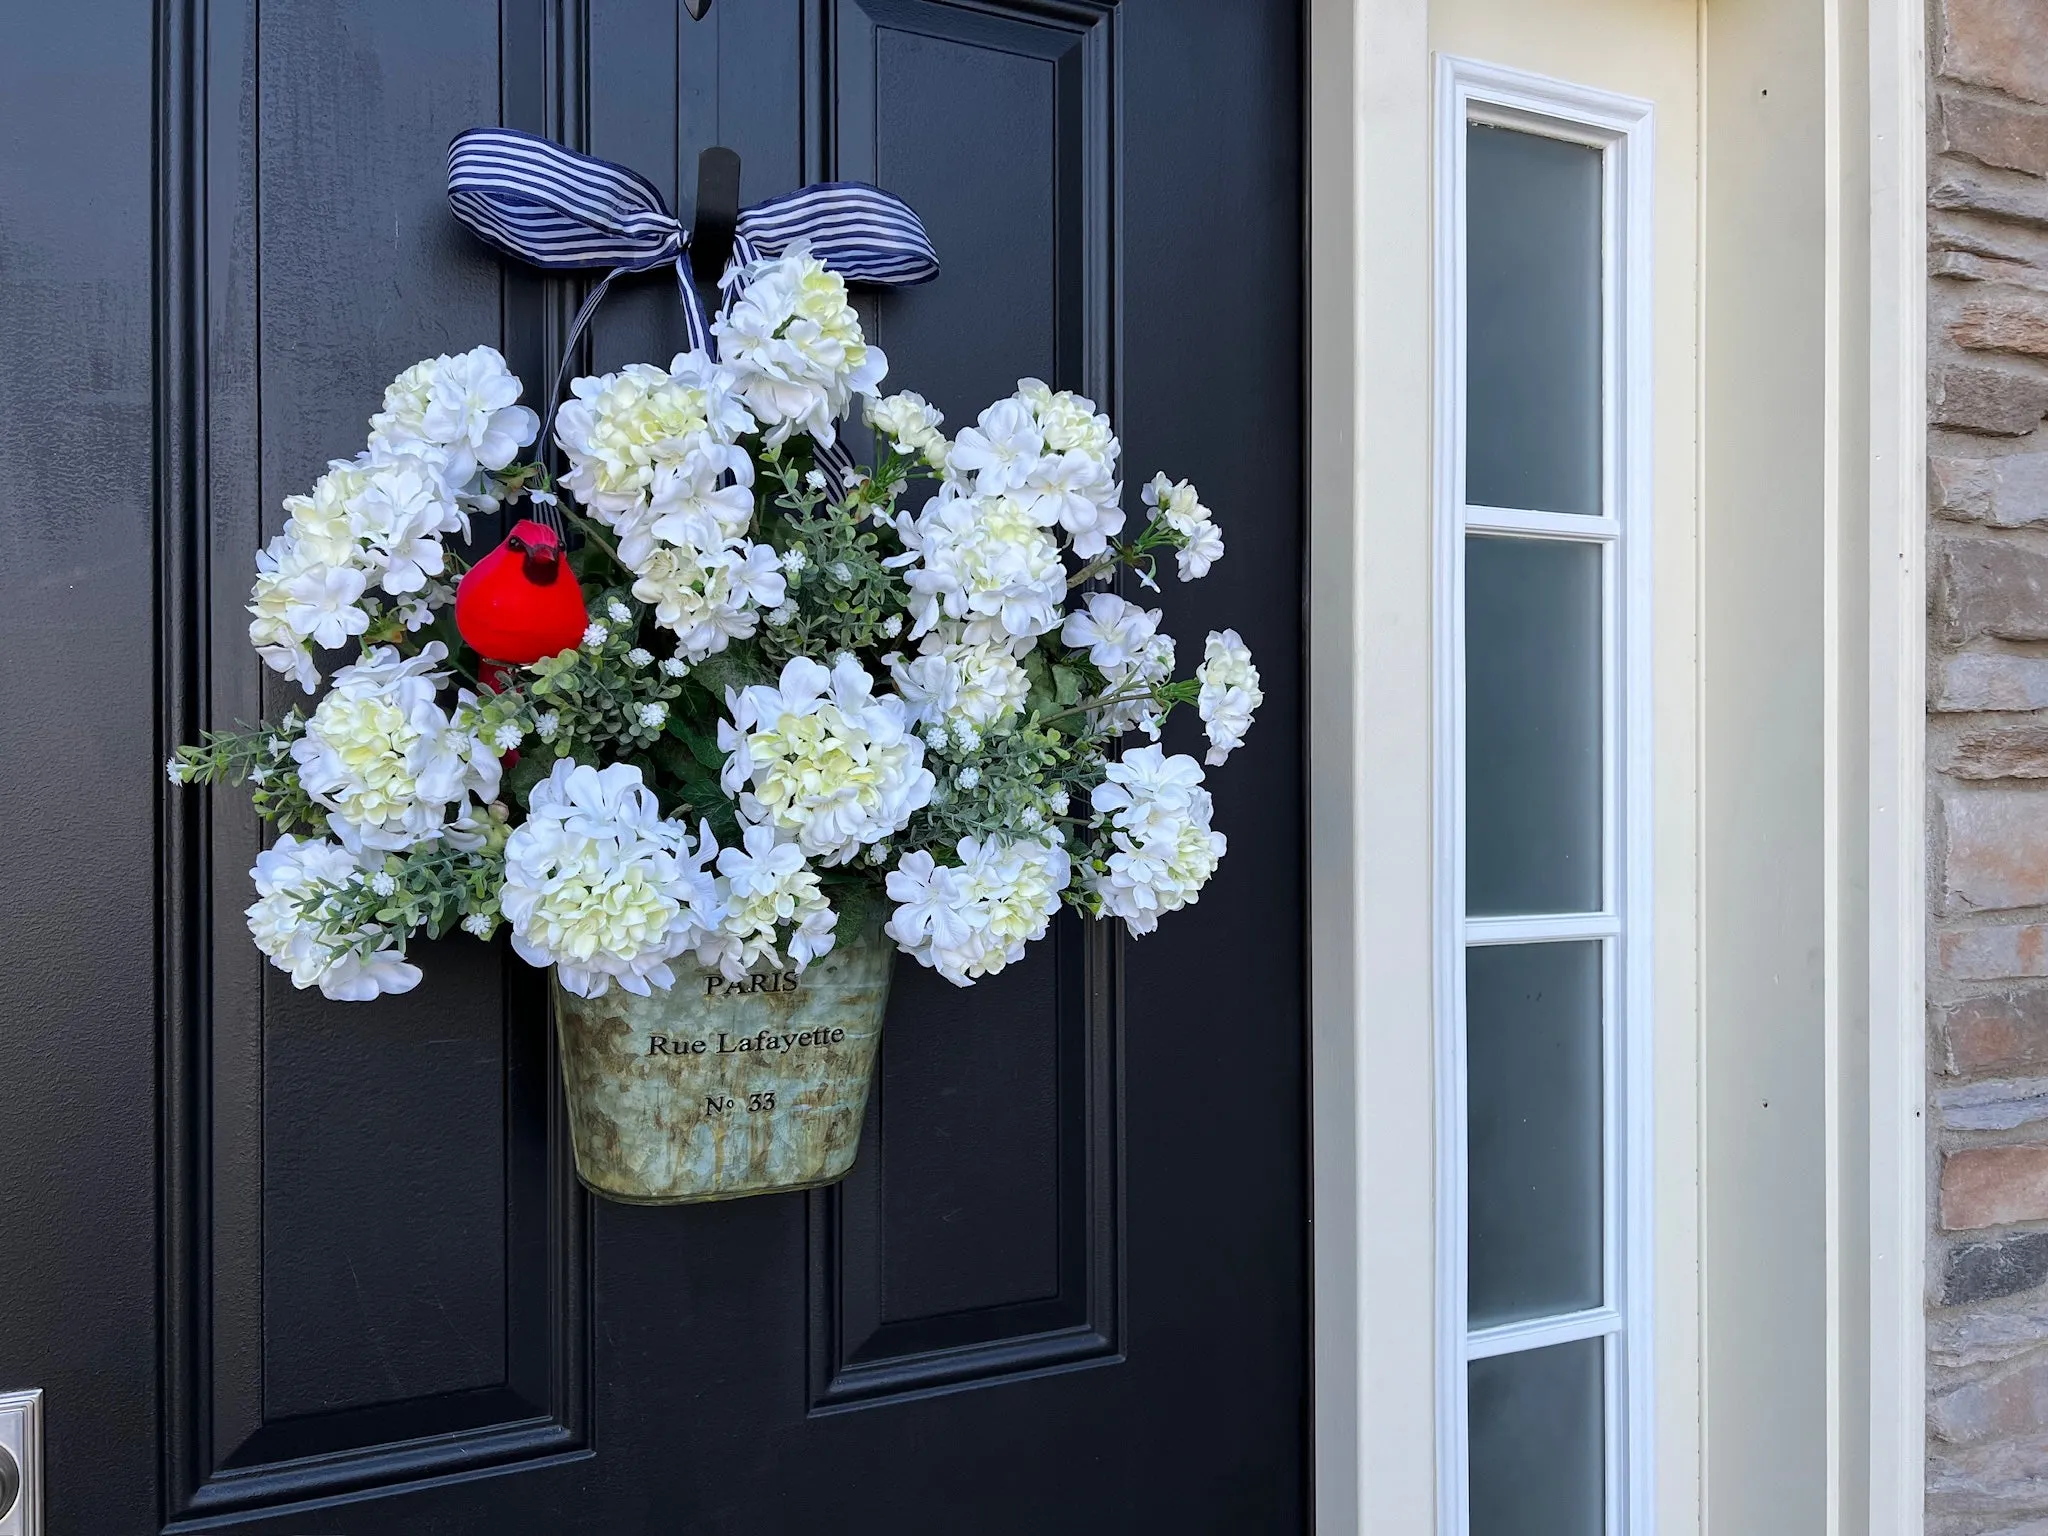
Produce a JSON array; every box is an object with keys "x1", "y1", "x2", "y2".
[{"x1": 0, "y1": 2, "x2": 1304, "y2": 1531}]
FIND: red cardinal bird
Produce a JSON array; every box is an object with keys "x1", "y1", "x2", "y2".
[{"x1": 456, "y1": 518, "x2": 590, "y2": 685}]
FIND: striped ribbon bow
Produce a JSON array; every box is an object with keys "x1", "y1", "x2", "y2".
[{"x1": 446, "y1": 126, "x2": 939, "y2": 463}]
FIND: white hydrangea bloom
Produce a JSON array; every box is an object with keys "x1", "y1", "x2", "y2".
[
  {"x1": 898, "y1": 488, "x2": 1065, "y2": 653},
  {"x1": 700, "y1": 823, "x2": 839, "y2": 982},
  {"x1": 499, "y1": 760, "x2": 723, "y2": 998},
  {"x1": 885, "y1": 835, "x2": 1071, "y2": 986},
  {"x1": 245, "y1": 834, "x2": 422, "y2": 1001},
  {"x1": 866, "y1": 391, "x2": 947, "y2": 467},
  {"x1": 631, "y1": 539, "x2": 786, "y2": 663},
  {"x1": 713, "y1": 245, "x2": 888, "y2": 448},
  {"x1": 1196, "y1": 629, "x2": 1263, "y2": 766},
  {"x1": 887, "y1": 634, "x2": 1030, "y2": 732},
  {"x1": 553, "y1": 352, "x2": 753, "y2": 521},
  {"x1": 1085, "y1": 746, "x2": 1226, "y2": 936},
  {"x1": 290, "y1": 643, "x2": 502, "y2": 854},
  {"x1": 278, "y1": 457, "x2": 373, "y2": 566},
  {"x1": 369, "y1": 346, "x2": 539, "y2": 491},
  {"x1": 719, "y1": 654, "x2": 934, "y2": 865},
  {"x1": 1141, "y1": 472, "x2": 1224, "y2": 581}
]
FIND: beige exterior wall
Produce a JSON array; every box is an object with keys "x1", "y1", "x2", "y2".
[{"x1": 1309, "y1": 0, "x2": 1927, "y2": 1529}]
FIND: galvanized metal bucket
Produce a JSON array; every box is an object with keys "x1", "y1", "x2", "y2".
[{"x1": 552, "y1": 914, "x2": 893, "y2": 1204}]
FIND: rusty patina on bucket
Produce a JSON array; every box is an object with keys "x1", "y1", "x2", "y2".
[{"x1": 552, "y1": 915, "x2": 893, "y2": 1204}]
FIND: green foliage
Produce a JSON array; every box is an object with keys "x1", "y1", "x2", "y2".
[
  {"x1": 310, "y1": 831, "x2": 509, "y2": 954},
  {"x1": 754, "y1": 455, "x2": 919, "y2": 662},
  {"x1": 168, "y1": 713, "x2": 325, "y2": 834}
]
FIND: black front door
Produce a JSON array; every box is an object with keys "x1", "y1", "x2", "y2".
[{"x1": 0, "y1": 2, "x2": 1304, "y2": 1531}]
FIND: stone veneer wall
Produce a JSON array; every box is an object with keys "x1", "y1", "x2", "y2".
[{"x1": 1928, "y1": 1, "x2": 2048, "y2": 1527}]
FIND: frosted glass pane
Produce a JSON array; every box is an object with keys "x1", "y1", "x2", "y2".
[
  {"x1": 1469, "y1": 1339, "x2": 1606, "y2": 1536},
  {"x1": 1467, "y1": 941, "x2": 1603, "y2": 1328},
  {"x1": 1467, "y1": 123, "x2": 1603, "y2": 516},
  {"x1": 1465, "y1": 535, "x2": 1602, "y2": 917}
]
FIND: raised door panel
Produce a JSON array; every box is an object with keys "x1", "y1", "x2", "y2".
[
  {"x1": 805, "y1": 0, "x2": 1122, "y2": 1409},
  {"x1": 166, "y1": 0, "x2": 587, "y2": 1518}
]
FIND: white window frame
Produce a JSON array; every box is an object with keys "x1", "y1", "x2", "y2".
[{"x1": 1431, "y1": 56, "x2": 1656, "y2": 1536}]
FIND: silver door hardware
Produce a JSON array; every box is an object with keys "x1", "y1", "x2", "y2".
[{"x1": 0, "y1": 1390, "x2": 41, "y2": 1536}]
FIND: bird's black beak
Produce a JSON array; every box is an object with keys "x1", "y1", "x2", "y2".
[{"x1": 506, "y1": 533, "x2": 563, "y2": 586}]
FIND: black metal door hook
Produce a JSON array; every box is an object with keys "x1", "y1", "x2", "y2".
[
  {"x1": 690, "y1": 146, "x2": 742, "y2": 317},
  {"x1": 684, "y1": 0, "x2": 711, "y2": 19}
]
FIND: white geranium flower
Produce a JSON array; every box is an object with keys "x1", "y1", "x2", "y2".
[
  {"x1": 247, "y1": 536, "x2": 344, "y2": 691},
  {"x1": 888, "y1": 634, "x2": 1030, "y2": 732},
  {"x1": 246, "y1": 835, "x2": 421, "y2": 1001},
  {"x1": 719, "y1": 654, "x2": 934, "y2": 864},
  {"x1": 631, "y1": 539, "x2": 786, "y2": 663},
  {"x1": 947, "y1": 397, "x2": 1043, "y2": 495},
  {"x1": 885, "y1": 836, "x2": 1071, "y2": 986},
  {"x1": 701, "y1": 822, "x2": 839, "y2": 981},
  {"x1": 616, "y1": 440, "x2": 754, "y2": 564},
  {"x1": 713, "y1": 245, "x2": 888, "y2": 448},
  {"x1": 370, "y1": 346, "x2": 538, "y2": 490},
  {"x1": 1196, "y1": 629, "x2": 1263, "y2": 766},
  {"x1": 1085, "y1": 746, "x2": 1225, "y2": 935},
  {"x1": 345, "y1": 458, "x2": 463, "y2": 594},
  {"x1": 1177, "y1": 521, "x2": 1225, "y2": 581},
  {"x1": 554, "y1": 353, "x2": 752, "y2": 520},
  {"x1": 499, "y1": 760, "x2": 723, "y2": 998},
  {"x1": 1021, "y1": 448, "x2": 1123, "y2": 558},
  {"x1": 1060, "y1": 592, "x2": 1162, "y2": 672},
  {"x1": 257, "y1": 533, "x2": 371, "y2": 653},
  {"x1": 867, "y1": 391, "x2": 947, "y2": 462},
  {"x1": 898, "y1": 488, "x2": 1065, "y2": 652},
  {"x1": 942, "y1": 382, "x2": 1123, "y2": 556},
  {"x1": 1102, "y1": 631, "x2": 1177, "y2": 740},
  {"x1": 290, "y1": 643, "x2": 501, "y2": 853},
  {"x1": 1142, "y1": 473, "x2": 1224, "y2": 581},
  {"x1": 1024, "y1": 378, "x2": 1117, "y2": 459}
]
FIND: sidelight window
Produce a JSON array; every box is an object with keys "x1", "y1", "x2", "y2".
[{"x1": 1433, "y1": 58, "x2": 1656, "y2": 1536}]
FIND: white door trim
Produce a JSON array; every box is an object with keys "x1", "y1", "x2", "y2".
[{"x1": 1861, "y1": 0, "x2": 1929, "y2": 1527}]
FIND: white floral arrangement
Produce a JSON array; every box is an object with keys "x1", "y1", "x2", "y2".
[{"x1": 171, "y1": 245, "x2": 1262, "y2": 999}]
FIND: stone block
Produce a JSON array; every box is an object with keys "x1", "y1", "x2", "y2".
[
  {"x1": 1937, "y1": 652, "x2": 2048, "y2": 711},
  {"x1": 1943, "y1": 1145, "x2": 2048, "y2": 1229},
  {"x1": 1942, "y1": 925, "x2": 2048, "y2": 979},
  {"x1": 1957, "y1": 289, "x2": 2048, "y2": 358},
  {"x1": 1940, "y1": 724, "x2": 2048, "y2": 778},
  {"x1": 1943, "y1": 786, "x2": 2048, "y2": 910},
  {"x1": 1941, "y1": 1228, "x2": 2048, "y2": 1302},
  {"x1": 1939, "y1": 1075, "x2": 2048, "y2": 1130},
  {"x1": 1940, "y1": 0, "x2": 2048, "y2": 104},
  {"x1": 1933, "y1": 1293, "x2": 2048, "y2": 1370},
  {"x1": 1934, "y1": 362, "x2": 2048, "y2": 435},
  {"x1": 1941, "y1": 988, "x2": 2048, "y2": 1076},
  {"x1": 1936, "y1": 538, "x2": 2048, "y2": 643},
  {"x1": 1933, "y1": 162, "x2": 2048, "y2": 228},
  {"x1": 1933, "y1": 453, "x2": 2048, "y2": 525},
  {"x1": 1933, "y1": 1351, "x2": 2048, "y2": 1443},
  {"x1": 1942, "y1": 89, "x2": 2048, "y2": 176}
]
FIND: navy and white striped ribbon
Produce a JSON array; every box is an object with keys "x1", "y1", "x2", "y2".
[{"x1": 447, "y1": 127, "x2": 937, "y2": 477}]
